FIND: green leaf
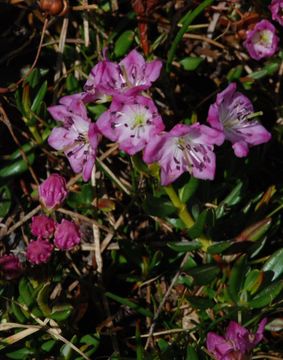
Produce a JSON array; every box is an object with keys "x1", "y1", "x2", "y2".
[
  {"x1": 80, "y1": 333, "x2": 100, "y2": 350},
  {"x1": 178, "y1": 177, "x2": 199, "y2": 203},
  {"x1": 228, "y1": 255, "x2": 248, "y2": 303},
  {"x1": 265, "y1": 318, "x2": 283, "y2": 332},
  {"x1": 167, "y1": 241, "x2": 201, "y2": 252},
  {"x1": 60, "y1": 335, "x2": 77, "y2": 360},
  {"x1": 249, "y1": 280, "x2": 283, "y2": 309},
  {"x1": 6, "y1": 348, "x2": 34, "y2": 359},
  {"x1": 66, "y1": 74, "x2": 79, "y2": 92},
  {"x1": 143, "y1": 195, "x2": 176, "y2": 217},
  {"x1": 243, "y1": 270, "x2": 264, "y2": 295},
  {"x1": 10, "y1": 302, "x2": 26, "y2": 323},
  {"x1": 236, "y1": 218, "x2": 272, "y2": 242},
  {"x1": 0, "y1": 185, "x2": 12, "y2": 217},
  {"x1": 31, "y1": 80, "x2": 48, "y2": 114},
  {"x1": 180, "y1": 57, "x2": 204, "y2": 71},
  {"x1": 18, "y1": 277, "x2": 34, "y2": 307},
  {"x1": 41, "y1": 339, "x2": 57, "y2": 352},
  {"x1": 262, "y1": 248, "x2": 283, "y2": 281},
  {"x1": 26, "y1": 68, "x2": 41, "y2": 88},
  {"x1": 36, "y1": 283, "x2": 51, "y2": 317},
  {"x1": 114, "y1": 30, "x2": 135, "y2": 57},
  {"x1": 166, "y1": 0, "x2": 213, "y2": 71},
  {"x1": 87, "y1": 104, "x2": 108, "y2": 119},
  {"x1": 67, "y1": 184, "x2": 95, "y2": 209},
  {"x1": 249, "y1": 62, "x2": 279, "y2": 80},
  {"x1": 227, "y1": 65, "x2": 243, "y2": 81},
  {"x1": 6, "y1": 143, "x2": 34, "y2": 161},
  {"x1": 186, "y1": 265, "x2": 220, "y2": 285},
  {"x1": 0, "y1": 153, "x2": 35, "y2": 178},
  {"x1": 216, "y1": 181, "x2": 244, "y2": 218},
  {"x1": 50, "y1": 304, "x2": 73, "y2": 321},
  {"x1": 187, "y1": 209, "x2": 211, "y2": 238},
  {"x1": 187, "y1": 296, "x2": 215, "y2": 310},
  {"x1": 186, "y1": 345, "x2": 199, "y2": 360},
  {"x1": 105, "y1": 292, "x2": 153, "y2": 318},
  {"x1": 207, "y1": 240, "x2": 233, "y2": 254}
]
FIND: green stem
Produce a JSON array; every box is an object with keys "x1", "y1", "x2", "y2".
[
  {"x1": 164, "y1": 185, "x2": 211, "y2": 250},
  {"x1": 166, "y1": 0, "x2": 214, "y2": 72},
  {"x1": 164, "y1": 185, "x2": 194, "y2": 228}
]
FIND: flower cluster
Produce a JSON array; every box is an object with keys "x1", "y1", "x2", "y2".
[
  {"x1": 206, "y1": 319, "x2": 267, "y2": 360},
  {"x1": 0, "y1": 254, "x2": 22, "y2": 280},
  {"x1": 48, "y1": 50, "x2": 271, "y2": 186},
  {"x1": 26, "y1": 174, "x2": 81, "y2": 265}
]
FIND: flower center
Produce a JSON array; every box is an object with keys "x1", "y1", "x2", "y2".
[
  {"x1": 133, "y1": 113, "x2": 146, "y2": 128},
  {"x1": 255, "y1": 30, "x2": 273, "y2": 46}
]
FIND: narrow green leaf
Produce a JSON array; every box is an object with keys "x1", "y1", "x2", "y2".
[
  {"x1": 10, "y1": 302, "x2": 26, "y2": 323},
  {"x1": 166, "y1": 0, "x2": 213, "y2": 71},
  {"x1": 243, "y1": 270, "x2": 264, "y2": 295},
  {"x1": 262, "y1": 248, "x2": 283, "y2": 281},
  {"x1": 249, "y1": 281, "x2": 283, "y2": 309},
  {"x1": 207, "y1": 240, "x2": 233, "y2": 254},
  {"x1": 114, "y1": 30, "x2": 135, "y2": 57},
  {"x1": 6, "y1": 348, "x2": 34, "y2": 359},
  {"x1": 187, "y1": 209, "x2": 211, "y2": 238},
  {"x1": 167, "y1": 241, "x2": 201, "y2": 252},
  {"x1": 187, "y1": 296, "x2": 215, "y2": 310},
  {"x1": 41, "y1": 339, "x2": 56, "y2": 352},
  {"x1": 36, "y1": 283, "x2": 51, "y2": 317},
  {"x1": 31, "y1": 80, "x2": 48, "y2": 114},
  {"x1": 186, "y1": 345, "x2": 199, "y2": 360},
  {"x1": 178, "y1": 177, "x2": 199, "y2": 203},
  {"x1": 0, "y1": 185, "x2": 12, "y2": 217},
  {"x1": 18, "y1": 277, "x2": 34, "y2": 307},
  {"x1": 228, "y1": 255, "x2": 248, "y2": 303},
  {"x1": 180, "y1": 57, "x2": 204, "y2": 71},
  {"x1": 0, "y1": 153, "x2": 35, "y2": 178},
  {"x1": 105, "y1": 292, "x2": 153, "y2": 318},
  {"x1": 50, "y1": 304, "x2": 73, "y2": 321},
  {"x1": 143, "y1": 195, "x2": 176, "y2": 217},
  {"x1": 186, "y1": 265, "x2": 220, "y2": 285}
]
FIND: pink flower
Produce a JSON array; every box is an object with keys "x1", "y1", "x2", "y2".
[
  {"x1": 206, "y1": 319, "x2": 267, "y2": 360},
  {"x1": 143, "y1": 123, "x2": 224, "y2": 185},
  {"x1": 39, "y1": 174, "x2": 68, "y2": 210},
  {"x1": 30, "y1": 215, "x2": 56, "y2": 239},
  {"x1": 97, "y1": 95, "x2": 165, "y2": 155},
  {"x1": 83, "y1": 49, "x2": 162, "y2": 101},
  {"x1": 48, "y1": 97, "x2": 101, "y2": 181},
  {"x1": 207, "y1": 83, "x2": 271, "y2": 157},
  {"x1": 269, "y1": 0, "x2": 283, "y2": 26},
  {"x1": 243, "y1": 20, "x2": 279, "y2": 60},
  {"x1": 26, "y1": 239, "x2": 54, "y2": 264},
  {"x1": 54, "y1": 219, "x2": 81, "y2": 250},
  {"x1": 0, "y1": 254, "x2": 22, "y2": 280}
]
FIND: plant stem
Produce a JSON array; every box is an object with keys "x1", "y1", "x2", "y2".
[
  {"x1": 164, "y1": 185, "x2": 194, "y2": 228},
  {"x1": 164, "y1": 185, "x2": 212, "y2": 250}
]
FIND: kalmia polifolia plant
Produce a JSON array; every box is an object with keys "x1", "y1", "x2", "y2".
[{"x1": 2, "y1": 1, "x2": 283, "y2": 358}]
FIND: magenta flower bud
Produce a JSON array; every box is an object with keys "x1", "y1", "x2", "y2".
[
  {"x1": 30, "y1": 215, "x2": 56, "y2": 239},
  {"x1": 54, "y1": 219, "x2": 81, "y2": 250},
  {"x1": 269, "y1": 0, "x2": 283, "y2": 26},
  {"x1": 26, "y1": 239, "x2": 54, "y2": 265},
  {"x1": 0, "y1": 254, "x2": 22, "y2": 280},
  {"x1": 39, "y1": 174, "x2": 68, "y2": 209},
  {"x1": 206, "y1": 319, "x2": 267, "y2": 359},
  {"x1": 243, "y1": 20, "x2": 279, "y2": 60}
]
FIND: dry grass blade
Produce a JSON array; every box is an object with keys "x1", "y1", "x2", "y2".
[{"x1": 0, "y1": 327, "x2": 41, "y2": 351}]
